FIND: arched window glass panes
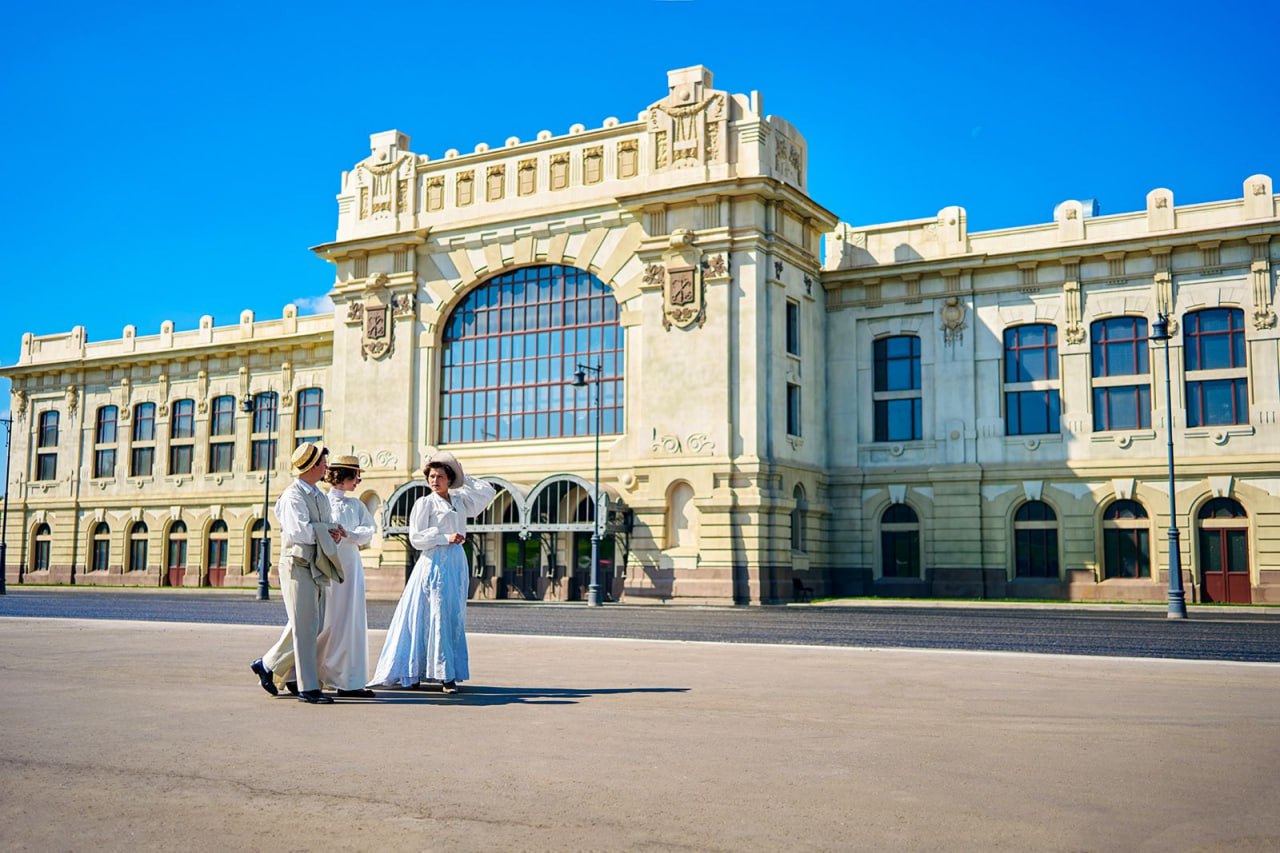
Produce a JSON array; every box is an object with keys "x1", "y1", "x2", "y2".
[
  {"x1": 207, "y1": 521, "x2": 229, "y2": 587},
  {"x1": 790, "y1": 484, "x2": 808, "y2": 553},
  {"x1": 873, "y1": 335, "x2": 922, "y2": 441},
  {"x1": 32, "y1": 523, "x2": 52, "y2": 572},
  {"x1": 91, "y1": 522, "x2": 111, "y2": 572},
  {"x1": 1004, "y1": 325, "x2": 1060, "y2": 436},
  {"x1": 128, "y1": 521, "x2": 149, "y2": 572},
  {"x1": 295, "y1": 387, "x2": 324, "y2": 447},
  {"x1": 1014, "y1": 501, "x2": 1059, "y2": 578},
  {"x1": 1185, "y1": 308, "x2": 1248, "y2": 427},
  {"x1": 209, "y1": 395, "x2": 236, "y2": 474},
  {"x1": 36, "y1": 411, "x2": 58, "y2": 481},
  {"x1": 440, "y1": 265, "x2": 624, "y2": 443},
  {"x1": 1090, "y1": 317, "x2": 1151, "y2": 431},
  {"x1": 880, "y1": 504, "x2": 920, "y2": 578},
  {"x1": 1102, "y1": 500, "x2": 1150, "y2": 578},
  {"x1": 1197, "y1": 498, "x2": 1250, "y2": 604},
  {"x1": 131, "y1": 403, "x2": 156, "y2": 477},
  {"x1": 667, "y1": 483, "x2": 695, "y2": 549},
  {"x1": 94, "y1": 406, "x2": 118, "y2": 478}
]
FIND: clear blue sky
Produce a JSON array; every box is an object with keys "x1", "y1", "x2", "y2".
[{"x1": 3, "y1": 0, "x2": 1278, "y2": 480}]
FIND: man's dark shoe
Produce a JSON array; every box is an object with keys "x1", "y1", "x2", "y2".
[
  {"x1": 298, "y1": 690, "x2": 334, "y2": 704},
  {"x1": 441, "y1": 681, "x2": 460, "y2": 694},
  {"x1": 336, "y1": 688, "x2": 376, "y2": 698},
  {"x1": 250, "y1": 659, "x2": 278, "y2": 696},
  {"x1": 285, "y1": 681, "x2": 299, "y2": 696}
]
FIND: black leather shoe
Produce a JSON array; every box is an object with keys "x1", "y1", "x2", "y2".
[
  {"x1": 336, "y1": 689, "x2": 376, "y2": 698},
  {"x1": 250, "y1": 659, "x2": 278, "y2": 696},
  {"x1": 298, "y1": 690, "x2": 334, "y2": 704},
  {"x1": 441, "y1": 681, "x2": 460, "y2": 694},
  {"x1": 285, "y1": 681, "x2": 299, "y2": 696}
]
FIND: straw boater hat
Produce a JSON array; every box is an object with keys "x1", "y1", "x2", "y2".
[
  {"x1": 426, "y1": 450, "x2": 464, "y2": 486},
  {"x1": 328, "y1": 455, "x2": 363, "y2": 474},
  {"x1": 290, "y1": 442, "x2": 327, "y2": 475}
]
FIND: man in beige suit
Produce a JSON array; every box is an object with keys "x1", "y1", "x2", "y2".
[{"x1": 250, "y1": 443, "x2": 346, "y2": 704}]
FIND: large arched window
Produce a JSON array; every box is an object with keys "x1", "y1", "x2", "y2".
[
  {"x1": 1090, "y1": 317, "x2": 1150, "y2": 431},
  {"x1": 1014, "y1": 501, "x2": 1059, "y2": 578},
  {"x1": 1184, "y1": 308, "x2": 1248, "y2": 427},
  {"x1": 207, "y1": 521, "x2": 229, "y2": 587},
  {"x1": 128, "y1": 521, "x2": 149, "y2": 572},
  {"x1": 91, "y1": 522, "x2": 111, "y2": 572},
  {"x1": 1102, "y1": 500, "x2": 1150, "y2": 579},
  {"x1": 880, "y1": 504, "x2": 920, "y2": 578},
  {"x1": 440, "y1": 264, "x2": 624, "y2": 443},
  {"x1": 36, "y1": 411, "x2": 59, "y2": 481},
  {"x1": 1004, "y1": 324, "x2": 1060, "y2": 436},
  {"x1": 31, "y1": 523, "x2": 52, "y2": 572}
]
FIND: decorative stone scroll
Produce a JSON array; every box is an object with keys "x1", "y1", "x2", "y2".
[{"x1": 661, "y1": 230, "x2": 706, "y2": 330}]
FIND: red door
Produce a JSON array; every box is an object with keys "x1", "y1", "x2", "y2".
[
  {"x1": 1198, "y1": 499, "x2": 1250, "y2": 604},
  {"x1": 167, "y1": 567, "x2": 186, "y2": 587}
]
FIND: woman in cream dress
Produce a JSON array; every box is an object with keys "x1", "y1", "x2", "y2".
[
  {"x1": 370, "y1": 451, "x2": 495, "y2": 692},
  {"x1": 315, "y1": 456, "x2": 377, "y2": 697}
]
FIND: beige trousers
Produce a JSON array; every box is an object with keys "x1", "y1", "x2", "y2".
[{"x1": 262, "y1": 559, "x2": 327, "y2": 693}]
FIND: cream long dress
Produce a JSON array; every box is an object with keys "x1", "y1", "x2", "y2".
[{"x1": 315, "y1": 487, "x2": 376, "y2": 690}]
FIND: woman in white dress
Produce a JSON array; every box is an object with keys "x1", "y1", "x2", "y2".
[
  {"x1": 370, "y1": 451, "x2": 495, "y2": 693},
  {"x1": 315, "y1": 456, "x2": 377, "y2": 698}
]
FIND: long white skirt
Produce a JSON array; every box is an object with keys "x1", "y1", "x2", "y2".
[
  {"x1": 315, "y1": 545, "x2": 368, "y2": 691},
  {"x1": 369, "y1": 543, "x2": 471, "y2": 687}
]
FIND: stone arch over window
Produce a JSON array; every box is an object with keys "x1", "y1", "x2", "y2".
[
  {"x1": 666, "y1": 481, "x2": 696, "y2": 550},
  {"x1": 1013, "y1": 500, "x2": 1059, "y2": 579},
  {"x1": 439, "y1": 264, "x2": 624, "y2": 444},
  {"x1": 1101, "y1": 499, "x2": 1150, "y2": 579},
  {"x1": 879, "y1": 503, "x2": 920, "y2": 579},
  {"x1": 790, "y1": 484, "x2": 808, "y2": 553},
  {"x1": 90, "y1": 521, "x2": 111, "y2": 572},
  {"x1": 31, "y1": 522, "x2": 52, "y2": 573}
]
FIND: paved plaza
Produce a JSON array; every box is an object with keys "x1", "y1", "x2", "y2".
[{"x1": 1, "y1": 617, "x2": 1278, "y2": 851}]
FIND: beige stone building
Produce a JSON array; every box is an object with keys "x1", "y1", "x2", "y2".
[{"x1": 4, "y1": 65, "x2": 1278, "y2": 604}]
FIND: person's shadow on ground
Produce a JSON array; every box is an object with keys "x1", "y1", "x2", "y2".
[{"x1": 362, "y1": 685, "x2": 690, "y2": 706}]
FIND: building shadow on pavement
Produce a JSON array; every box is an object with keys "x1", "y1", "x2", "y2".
[{"x1": 366, "y1": 685, "x2": 690, "y2": 706}]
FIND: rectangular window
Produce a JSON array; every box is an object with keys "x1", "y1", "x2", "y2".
[
  {"x1": 251, "y1": 439, "x2": 277, "y2": 472},
  {"x1": 209, "y1": 442, "x2": 234, "y2": 474},
  {"x1": 1187, "y1": 378, "x2": 1249, "y2": 428},
  {"x1": 1006, "y1": 390, "x2": 1061, "y2": 436},
  {"x1": 131, "y1": 446, "x2": 155, "y2": 478},
  {"x1": 873, "y1": 335, "x2": 922, "y2": 442},
  {"x1": 875, "y1": 398, "x2": 923, "y2": 442},
  {"x1": 133, "y1": 404, "x2": 156, "y2": 441},
  {"x1": 169, "y1": 444, "x2": 193, "y2": 476},
  {"x1": 1092, "y1": 385, "x2": 1152, "y2": 431},
  {"x1": 36, "y1": 453, "x2": 57, "y2": 481},
  {"x1": 210, "y1": 396, "x2": 235, "y2": 437},
  {"x1": 94, "y1": 448, "x2": 117, "y2": 479},
  {"x1": 95, "y1": 407, "x2": 118, "y2": 444},
  {"x1": 786, "y1": 383, "x2": 801, "y2": 436},
  {"x1": 171, "y1": 399, "x2": 195, "y2": 438},
  {"x1": 785, "y1": 300, "x2": 800, "y2": 356}
]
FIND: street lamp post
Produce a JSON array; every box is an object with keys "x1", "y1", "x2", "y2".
[
  {"x1": 571, "y1": 362, "x2": 603, "y2": 606},
  {"x1": 0, "y1": 415, "x2": 12, "y2": 595},
  {"x1": 241, "y1": 395, "x2": 272, "y2": 601},
  {"x1": 1151, "y1": 314, "x2": 1188, "y2": 619}
]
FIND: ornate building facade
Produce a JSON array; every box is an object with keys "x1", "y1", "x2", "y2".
[{"x1": 4, "y1": 66, "x2": 1278, "y2": 603}]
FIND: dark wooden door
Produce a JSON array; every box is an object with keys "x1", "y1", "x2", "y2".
[{"x1": 1199, "y1": 528, "x2": 1251, "y2": 604}]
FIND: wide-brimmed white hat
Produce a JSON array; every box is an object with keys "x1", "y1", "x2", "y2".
[
  {"x1": 291, "y1": 442, "x2": 327, "y2": 475},
  {"x1": 425, "y1": 451, "x2": 464, "y2": 486}
]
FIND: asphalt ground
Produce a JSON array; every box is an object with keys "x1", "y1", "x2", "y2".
[
  {"x1": 1, "y1": 617, "x2": 1278, "y2": 851},
  {"x1": 3, "y1": 587, "x2": 1280, "y2": 662}
]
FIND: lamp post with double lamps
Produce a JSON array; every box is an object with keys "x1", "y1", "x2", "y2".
[
  {"x1": 570, "y1": 362, "x2": 604, "y2": 606},
  {"x1": 241, "y1": 394, "x2": 273, "y2": 601},
  {"x1": 1150, "y1": 313, "x2": 1188, "y2": 619}
]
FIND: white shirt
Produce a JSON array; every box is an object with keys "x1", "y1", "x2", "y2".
[{"x1": 408, "y1": 476, "x2": 497, "y2": 553}]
